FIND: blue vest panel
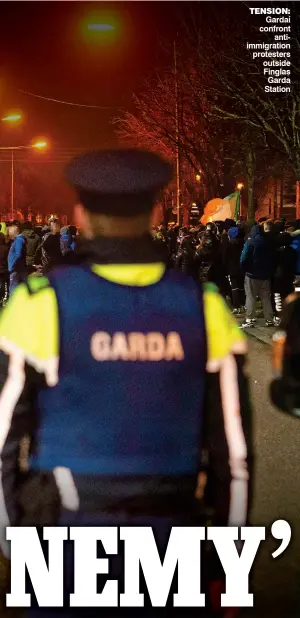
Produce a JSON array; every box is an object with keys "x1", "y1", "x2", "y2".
[{"x1": 32, "y1": 266, "x2": 206, "y2": 476}]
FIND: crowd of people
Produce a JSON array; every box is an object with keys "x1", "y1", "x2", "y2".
[
  {"x1": 1, "y1": 214, "x2": 300, "y2": 332},
  {"x1": 152, "y1": 217, "x2": 300, "y2": 328},
  {"x1": 0, "y1": 218, "x2": 78, "y2": 303},
  {"x1": 1, "y1": 211, "x2": 300, "y2": 333}
]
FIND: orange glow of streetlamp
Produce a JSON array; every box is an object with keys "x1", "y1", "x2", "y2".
[
  {"x1": 237, "y1": 182, "x2": 244, "y2": 191},
  {"x1": 88, "y1": 23, "x2": 115, "y2": 31},
  {"x1": 195, "y1": 174, "x2": 201, "y2": 182},
  {"x1": 32, "y1": 140, "x2": 48, "y2": 150},
  {"x1": 2, "y1": 113, "x2": 22, "y2": 123},
  {"x1": 82, "y1": 10, "x2": 120, "y2": 46}
]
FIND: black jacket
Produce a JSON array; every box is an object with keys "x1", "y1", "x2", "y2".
[
  {"x1": 223, "y1": 237, "x2": 244, "y2": 278},
  {"x1": 40, "y1": 232, "x2": 62, "y2": 273},
  {"x1": 241, "y1": 225, "x2": 276, "y2": 280},
  {"x1": 22, "y1": 229, "x2": 41, "y2": 267},
  {"x1": 0, "y1": 233, "x2": 8, "y2": 276}
]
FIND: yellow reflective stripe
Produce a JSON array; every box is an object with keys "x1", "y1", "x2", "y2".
[
  {"x1": 26, "y1": 275, "x2": 50, "y2": 293},
  {"x1": 91, "y1": 263, "x2": 166, "y2": 286},
  {"x1": 203, "y1": 289, "x2": 246, "y2": 363},
  {"x1": 0, "y1": 222, "x2": 8, "y2": 237},
  {"x1": 0, "y1": 284, "x2": 59, "y2": 362}
]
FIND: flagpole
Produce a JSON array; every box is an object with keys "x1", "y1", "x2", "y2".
[{"x1": 174, "y1": 40, "x2": 180, "y2": 227}]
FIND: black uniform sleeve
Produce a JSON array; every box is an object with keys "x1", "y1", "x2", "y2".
[
  {"x1": 201, "y1": 354, "x2": 253, "y2": 527},
  {"x1": 0, "y1": 350, "x2": 60, "y2": 531},
  {"x1": 0, "y1": 351, "x2": 39, "y2": 528}
]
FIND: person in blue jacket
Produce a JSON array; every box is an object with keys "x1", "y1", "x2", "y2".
[
  {"x1": 290, "y1": 222, "x2": 300, "y2": 287},
  {"x1": 7, "y1": 221, "x2": 27, "y2": 294},
  {"x1": 60, "y1": 226, "x2": 72, "y2": 256}
]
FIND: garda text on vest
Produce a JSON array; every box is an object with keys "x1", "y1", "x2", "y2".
[{"x1": 91, "y1": 331, "x2": 185, "y2": 361}]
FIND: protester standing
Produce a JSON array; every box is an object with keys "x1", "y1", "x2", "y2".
[
  {"x1": 22, "y1": 221, "x2": 41, "y2": 275},
  {"x1": 240, "y1": 224, "x2": 275, "y2": 328},
  {"x1": 0, "y1": 234, "x2": 9, "y2": 307},
  {"x1": 223, "y1": 226, "x2": 245, "y2": 314},
  {"x1": 7, "y1": 222, "x2": 27, "y2": 294}
]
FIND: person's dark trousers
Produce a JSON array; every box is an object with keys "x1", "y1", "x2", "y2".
[
  {"x1": 244, "y1": 275, "x2": 273, "y2": 321},
  {"x1": 9, "y1": 272, "x2": 21, "y2": 295},
  {"x1": 272, "y1": 276, "x2": 294, "y2": 318},
  {"x1": 0, "y1": 274, "x2": 8, "y2": 306},
  {"x1": 228, "y1": 275, "x2": 245, "y2": 309}
]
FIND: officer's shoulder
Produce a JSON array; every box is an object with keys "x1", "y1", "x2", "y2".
[
  {"x1": 202, "y1": 283, "x2": 246, "y2": 345},
  {"x1": 203, "y1": 282, "x2": 219, "y2": 294},
  {"x1": 203, "y1": 283, "x2": 239, "y2": 320},
  {"x1": 202, "y1": 283, "x2": 230, "y2": 319},
  {"x1": 26, "y1": 275, "x2": 51, "y2": 295}
]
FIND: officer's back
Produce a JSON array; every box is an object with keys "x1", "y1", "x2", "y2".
[{"x1": 0, "y1": 149, "x2": 253, "y2": 617}]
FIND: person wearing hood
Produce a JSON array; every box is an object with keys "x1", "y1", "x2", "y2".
[
  {"x1": 223, "y1": 226, "x2": 245, "y2": 314},
  {"x1": 240, "y1": 224, "x2": 276, "y2": 328},
  {"x1": 22, "y1": 221, "x2": 41, "y2": 275},
  {"x1": 0, "y1": 232, "x2": 9, "y2": 307}
]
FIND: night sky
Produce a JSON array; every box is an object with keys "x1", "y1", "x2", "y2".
[{"x1": 0, "y1": 1, "x2": 184, "y2": 150}]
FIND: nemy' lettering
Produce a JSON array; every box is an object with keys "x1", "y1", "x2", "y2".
[
  {"x1": 7, "y1": 525, "x2": 273, "y2": 608},
  {"x1": 91, "y1": 332, "x2": 185, "y2": 361}
]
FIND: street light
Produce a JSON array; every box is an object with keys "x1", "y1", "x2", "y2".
[
  {"x1": 196, "y1": 174, "x2": 201, "y2": 182},
  {"x1": 32, "y1": 140, "x2": 48, "y2": 149},
  {"x1": 0, "y1": 141, "x2": 48, "y2": 220},
  {"x1": 236, "y1": 183, "x2": 244, "y2": 218},
  {"x1": 2, "y1": 114, "x2": 22, "y2": 123},
  {"x1": 88, "y1": 23, "x2": 115, "y2": 31},
  {"x1": 82, "y1": 10, "x2": 119, "y2": 46}
]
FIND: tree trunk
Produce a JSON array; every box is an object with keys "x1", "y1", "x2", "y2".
[
  {"x1": 279, "y1": 176, "x2": 284, "y2": 220},
  {"x1": 183, "y1": 204, "x2": 191, "y2": 227},
  {"x1": 246, "y1": 150, "x2": 255, "y2": 221},
  {"x1": 296, "y1": 180, "x2": 300, "y2": 220}
]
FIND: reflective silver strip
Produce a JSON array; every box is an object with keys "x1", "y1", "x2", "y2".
[
  {"x1": 219, "y1": 354, "x2": 249, "y2": 526},
  {"x1": 53, "y1": 467, "x2": 80, "y2": 511},
  {"x1": 0, "y1": 350, "x2": 26, "y2": 555}
]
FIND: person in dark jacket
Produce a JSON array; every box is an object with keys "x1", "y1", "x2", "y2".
[
  {"x1": 0, "y1": 233, "x2": 9, "y2": 307},
  {"x1": 240, "y1": 224, "x2": 275, "y2": 327},
  {"x1": 22, "y1": 221, "x2": 41, "y2": 275},
  {"x1": 223, "y1": 227, "x2": 245, "y2": 313},
  {"x1": 175, "y1": 233, "x2": 195, "y2": 276},
  {"x1": 39, "y1": 218, "x2": 62, "y2": 274},
  {"x1": 195, "y1": 231, "x2": 223, "y2": 286},
  {"x1": 290, "y1": 222, "x2": 300, "y2": 285},
  {"x1": 68, "y1": 225, "x2": 77, "y2": 251}
]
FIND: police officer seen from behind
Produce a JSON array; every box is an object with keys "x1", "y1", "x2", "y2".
[{"x1": 0, "y1": 149, "x2": 253, "y2": 617}]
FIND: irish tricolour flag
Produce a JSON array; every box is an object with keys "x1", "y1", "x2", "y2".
[{"x1": 201, "y1": 191, "x2": 241, "y2": 224}]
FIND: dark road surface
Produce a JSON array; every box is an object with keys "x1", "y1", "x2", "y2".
[{"x1": 242, "y1": 338, "x2": 300, "y2": 618}]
